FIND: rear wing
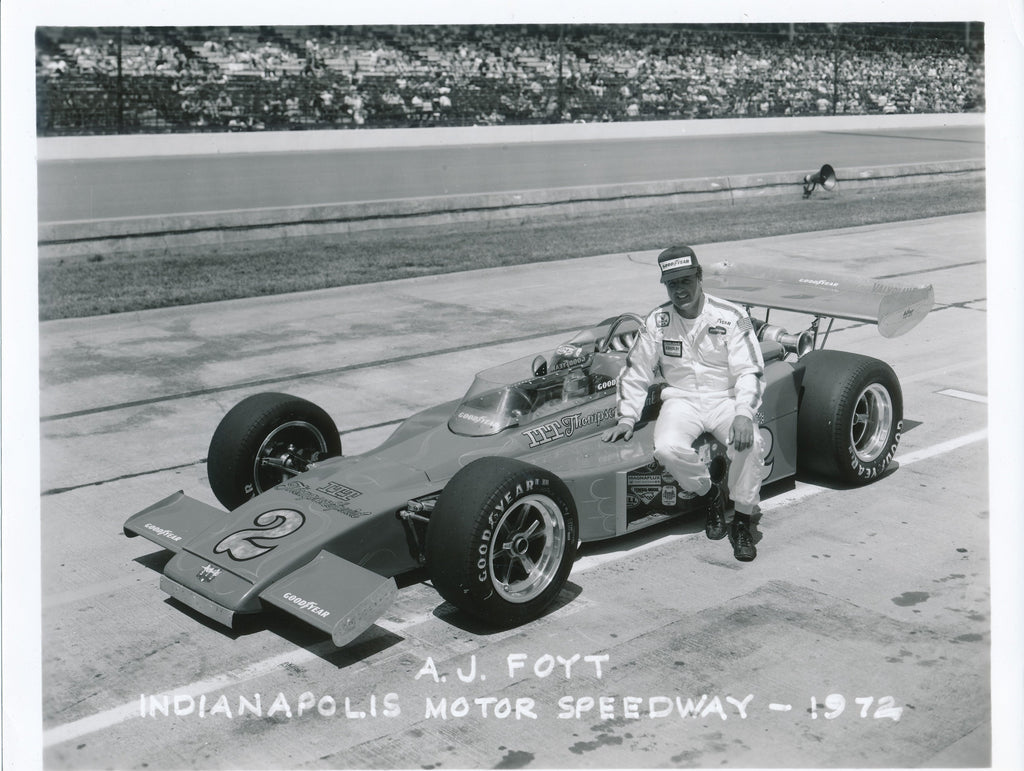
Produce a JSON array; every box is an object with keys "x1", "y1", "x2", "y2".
[{"x1": 702, "y1": 261, "x2": 934, "y2": 339}]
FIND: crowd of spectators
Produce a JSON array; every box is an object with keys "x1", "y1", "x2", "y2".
[{"x1": 35, "y1": 24, "x2": 984, "y2": 135}]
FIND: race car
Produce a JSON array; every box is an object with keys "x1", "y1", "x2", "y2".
[{"x1": 124, "y1": 261, "x2": 934, "y2": 647}]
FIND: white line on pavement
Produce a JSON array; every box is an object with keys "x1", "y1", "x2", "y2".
[
  {"x1": 42, "y1": 427, "x2": 987, "y2": 750},
  {"x1": 570, "y1": 428, "x2": 988, "y2": 573},
  {"x1": 42, "y1": 645, "x2": 333, "y2": 749},
  {"x1": 937, "y1": 388, "x2": 988, "y2": 404}
]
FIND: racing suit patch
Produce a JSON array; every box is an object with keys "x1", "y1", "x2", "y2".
[
  {"x1": 662, "y1": 340, "x2": 683, "y2": 357},
  {"x1": 708, "y1": 325, "x2": 727, "y2": 335},
  {"x1": 656, "y1": 312, "x2": 670, "y2": 328}
]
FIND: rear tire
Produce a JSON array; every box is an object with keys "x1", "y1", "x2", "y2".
[
  {"x1": 426, "y1": 458, "x2": 578, "y2": 628},
  {"x1": 796, "y1": 351, "x2": 903, "y2": 485},
  {"x1": 207, "y1": 393, "x2": 341, "y2": 510}
]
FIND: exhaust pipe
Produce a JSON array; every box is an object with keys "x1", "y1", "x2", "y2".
[{"x1": 753, "y1": 320, "x2": 814, "y2": 357}]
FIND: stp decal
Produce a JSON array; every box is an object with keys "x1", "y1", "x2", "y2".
[{"x1": 214, "y1": 509, "x2": 306, "y2": 561}]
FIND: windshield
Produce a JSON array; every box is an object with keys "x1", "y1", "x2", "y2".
[
  {"x1": 448, "y1": 384, "x2": 538, "y2": 437},
  {"x1": 447, "y1": 350, "x2": 623, "y2": 437}
]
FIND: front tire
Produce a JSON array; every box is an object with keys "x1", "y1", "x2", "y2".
[
  {"x1": 796, "y1": 350, "x2": 903, "y2": 485},
  {"x1": 207, "y1": 392, "x2": 341, "y2": 510},
  {"x1": 426, "y1": 458, "x2": 578, "y2": 628}
]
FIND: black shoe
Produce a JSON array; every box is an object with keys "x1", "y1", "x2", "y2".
[
  {"x1": 729, "y1": 516, "x2": 757, "y2": 562},
  {"x1": 704, "y1": 485, "x2": 727, "y2": 540}
]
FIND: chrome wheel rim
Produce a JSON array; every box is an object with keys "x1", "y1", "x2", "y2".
[
  {"x1": 252, "y1": 420, "x2": 328, "y2": 493},
  {"x1": 850, "y1": 384, "x2": 894, "y2": 463},
  {"x1": 489, "y1": 494, "x2": 567, "y2": 604}
]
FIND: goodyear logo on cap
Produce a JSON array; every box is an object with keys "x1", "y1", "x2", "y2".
[{"x1": 660, "y1": 256, "x2": 694, "y2": 273}]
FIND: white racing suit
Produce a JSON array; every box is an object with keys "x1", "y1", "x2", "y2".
[{"x1": 617, "y1": 294, "x2": 766, "y2": 515}]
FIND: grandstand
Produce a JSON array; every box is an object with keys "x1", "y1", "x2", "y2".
[{"x1": 35, "y1": 23, "x2": 984, "y2": 136}]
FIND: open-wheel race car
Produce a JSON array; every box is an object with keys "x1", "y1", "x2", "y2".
[{"x1": 124, "y1": 262, "x2": 934, "y2": 647}]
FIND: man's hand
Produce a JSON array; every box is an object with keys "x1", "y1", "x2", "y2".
[
  {"x1": 729, "y1": 415, "x2": 755, "y2": 451},
  {"x1": 602, "y1": 422, "x2": 634, "y2": 443}
]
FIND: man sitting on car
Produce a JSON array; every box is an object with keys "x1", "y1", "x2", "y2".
[{"x1": 601, "y1": 245, "x2": 765, "y2": 562}]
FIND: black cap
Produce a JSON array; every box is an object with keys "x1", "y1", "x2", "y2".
[{"x1": 657, "y1": 245, "x2": 700, "y2": 283}]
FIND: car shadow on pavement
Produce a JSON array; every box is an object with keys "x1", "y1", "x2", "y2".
[
  {"x1": 247, "y1": 604, "x2": 409, "y2": 666},
  {"x1": 792, "y1": 418, "x2": 922, "y2": 491},
  {"x1": 133, "y1": 549, "x2": 174, "y2": 573},
  {"x1": 431, "y1": 581, "x2": 584, "y2": 638},
  {"x1": 795, "y1": 461, "x2": 902, "y2": 491},
  {"x1": 149, "y1": 572, "x2": 408, "y2": 665}
]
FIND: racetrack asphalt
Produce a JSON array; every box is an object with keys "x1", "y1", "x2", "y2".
[
  {"x1": 36, "y1": 122, "x2": 984, "y2": 222},
  {"x1": 34, "y1": 117, "x2": 986, "y2": 259},
  {"x1": 33, "y1": 211, "x2": 1003, "y2": 769}
]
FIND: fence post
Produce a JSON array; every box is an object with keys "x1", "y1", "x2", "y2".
[
  {"x1": 831, "y1": 25, "x2": 840, "y2": 115},
  {"x1": 116, "y1": 28, "x2": 124, "y2": 133}
]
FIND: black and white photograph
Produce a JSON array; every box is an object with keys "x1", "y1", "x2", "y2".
[{"x1": 3, "y1": 0, "x2": 1022, "y2": 769}]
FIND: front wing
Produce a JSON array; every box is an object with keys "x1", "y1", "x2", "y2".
[
  {"x1": 125, "y1": 492, "x2": 398, "y2": 645},
  {"x1": 260, "y1": 551, "x2": 397, "y2": 647},
  {"x1": 123, "y1": 491, "x2": 222, "y2": 552}
]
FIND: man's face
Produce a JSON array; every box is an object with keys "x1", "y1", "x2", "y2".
[{"x1": 664, "y1": 273, "x2": 703, "y2": 318}]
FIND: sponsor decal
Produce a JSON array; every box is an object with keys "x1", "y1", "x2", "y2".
[
  {"x1": 633, "y1": 487, "x2": 660, "y2": 505},
  {"x1": 663, "y1": 340, "x2": 683, "y2": 358},
  {"x1": 661, "y1": 485, "x2": 677, "y2": 507},
  {"x1": 521, "y1": 407, "x2": 618, "y2": 448},
  {"x1": 554, "y1": 355, "x2": 588, "y2": 371},
  {"x1": 277, "y1": 479, "x2": 371, "y2": 518},
  {"x1": 659, "y1": 256, "x2": 693, "y2": 273},
  {"x1": 595, "y1": 378, "x2": 618, "y2": 392},
  {"x1": 799, "y1": 278, "x2": 840, "y2": 289},
  {"x1": 552, "y1": 343, "x2": 588, "y2": 370},
  {"x1": 656, "y1": 312, "x2": 670, "y2": 328},
  {"x1": 317, "y1": 481, "x2": 362, "y2": 503},
  {"x1": 456, "y1": 411, "x2": 502, "y2": 428},
  {"x1": 283, "y1": 592, "x2": 331, "y2": 618},
  {"x1": 144, "y1": 523, "x2": 183, "y2": 542},
  {"x1": 214, "y1": 509, "x2": 306, "y2": 561},
  {"x1": 196, "y1": 564, "x2": 222, "y2": 583}
]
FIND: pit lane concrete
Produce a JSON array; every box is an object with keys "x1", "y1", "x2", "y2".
[{"x1": 34, "y1": 211, "x2": 999, "y2": 769}]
